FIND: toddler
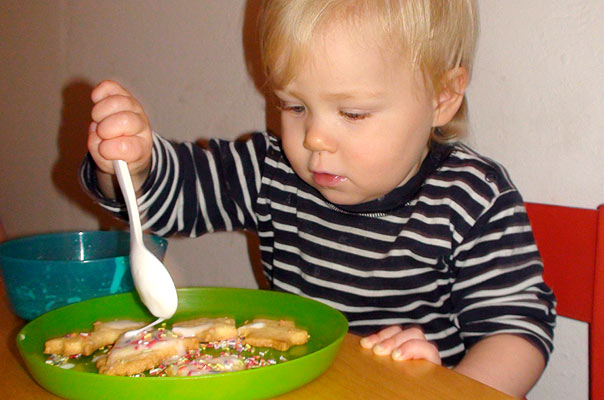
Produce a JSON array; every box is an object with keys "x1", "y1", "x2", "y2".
[{"x1": 81, "y1": 1, "x2": 555, "y2": 396}]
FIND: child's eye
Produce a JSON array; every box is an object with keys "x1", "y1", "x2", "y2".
[
  {"x1": 276, "y1": 102, "x2": 306, "y2": 115},
  {"x1": 339, "y1": 110, "x2": 371, "y2": 121}
]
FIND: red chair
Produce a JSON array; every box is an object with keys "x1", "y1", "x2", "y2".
[{"x1": 525, "y1": 202, "x2": 604, "y2": 400}]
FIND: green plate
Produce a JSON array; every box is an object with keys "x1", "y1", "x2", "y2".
[{"x1": 17, "y1": 287, "x2": 348, "y2": 400}]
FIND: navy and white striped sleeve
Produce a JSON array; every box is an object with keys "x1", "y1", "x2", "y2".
[
  {"x1": 80, "y1": 131, "x2": 270, "y2": 237},
  {"x1": 450, "y1": 190, "x2": 556, "y2": 360}
]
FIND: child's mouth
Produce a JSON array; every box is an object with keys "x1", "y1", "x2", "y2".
[{"x1": 312, "y1": 172, "x2": 347, "y2": 187}]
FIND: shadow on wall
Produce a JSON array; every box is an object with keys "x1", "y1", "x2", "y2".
[
  {"x1": 51, "y1": 79, "x2": 125, "y2": 231},
  {"x1": 243, "y1": 0, "x2": 281, "y2": 137},
  {"x1": 241, "y1": 0, "x2": 278, "y2": 290}
]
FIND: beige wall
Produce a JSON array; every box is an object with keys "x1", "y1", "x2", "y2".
[{"x1": 1, "y1": 1, "x2": 602, "y2": 398}]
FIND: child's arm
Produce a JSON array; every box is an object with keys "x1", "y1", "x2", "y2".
[
  {"x1": 87, "y1": 80, "x2": 154, "y2": 198},
  {"x1": 453, "y1": 333, "x2": 545, "y2": 398},
  {"x1": 81, "y1": 83, "x2": 272, "y2": 236}
]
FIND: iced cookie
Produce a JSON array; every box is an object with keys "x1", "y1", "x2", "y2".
[
  {"x1": 44, "y1": 320, "x2": 146, "y2": 356},
  {"x1": 172, "y1": 317, "x2": 237, "y2": 342},
  {"x1": 237, "y1": 319, "x2": 309, "y2": 351},
  {"x1": 96, "y1": 328, "x2": 199, "y2": 376}
]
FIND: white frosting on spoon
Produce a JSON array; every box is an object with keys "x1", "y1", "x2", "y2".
[{"x1": 113, "y1": 159, "x2": 178, "y2": 331}]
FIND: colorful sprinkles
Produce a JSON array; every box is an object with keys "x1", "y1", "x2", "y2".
[{"x1": 46, "y1": 333, "x2": 288, "y2": 377}]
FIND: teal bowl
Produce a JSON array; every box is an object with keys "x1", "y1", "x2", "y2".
[{"x1": 0, "y1": 231, "x2": 167, "y2": 320}]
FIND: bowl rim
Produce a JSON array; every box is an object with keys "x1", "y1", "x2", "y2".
[{"x1": 0, "y1": 230, "x2": 166, "y2": 263}]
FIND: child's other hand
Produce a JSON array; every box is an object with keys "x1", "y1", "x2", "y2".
[
  {"x1": 360, "y1": 325, "x2": 441, "y2": 365},
  {"x1": 88, "y1": 80, "x2": 153, "y2": 179}
]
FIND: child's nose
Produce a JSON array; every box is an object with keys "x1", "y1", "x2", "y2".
[{"x1": 303, "y1": 118, "x2": 337, "y2": 153}]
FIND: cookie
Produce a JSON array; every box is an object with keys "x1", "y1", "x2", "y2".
[
  {"x1": 172, "y1": 317, "x2": 237, "y2": 342},
  {"x1": 96, "y1": 328, "x2": 199, "y2": 376},
  {"x1": 44, "y1": 320, "x2": 146, "y2": 356},
  {"x1": 237, "y1": 319, "x2": 309, "y2": 351}
]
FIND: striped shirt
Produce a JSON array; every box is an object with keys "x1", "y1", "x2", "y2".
[{"x1": 81, "y1": 131, "x2": 556, "y2": 366}]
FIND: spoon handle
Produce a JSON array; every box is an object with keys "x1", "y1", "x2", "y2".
[{"x1": 113, "y1": 159, "x2": 144, "y2": 244}]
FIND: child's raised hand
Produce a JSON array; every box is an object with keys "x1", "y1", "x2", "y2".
[
  {"x1": 88, "y1": 80, "x2": 153, "y2": 181},
  {"x1": 360, "y1": 325, "x2": 441, "y2": 365}
]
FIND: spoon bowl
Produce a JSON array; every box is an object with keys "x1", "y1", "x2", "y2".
[{"x1": 113, "y1": 160, "x2": 178, "y2": 322}]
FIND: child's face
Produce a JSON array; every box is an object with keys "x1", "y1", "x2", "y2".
[{"x1": 275, "y1": 23, "x2": 437, "y2": 205}]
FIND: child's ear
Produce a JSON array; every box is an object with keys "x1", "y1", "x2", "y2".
[{"x1": 432, "y1": 67, "x2": 468, "y2": 127}]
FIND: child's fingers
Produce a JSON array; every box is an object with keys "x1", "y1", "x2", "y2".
[
  {"x1": 89, "y1": 121, "x2": 98, "y2": 136},
  {"x1": 91, "y1": 94, "x2": 145, "y2": 124},
  {"x1": 97, "y1": 134, "x2": 149, "y2": 164},
  {"x1": 391, "y1": 338, "x2": 441, "y2": 365},
  {"x1": 87, "y1": 121, "x2": 101, "y2": 156},
  {"x1": 91, "y1": 80, "x2": 133, "y2": 104},
  {"x1": 360, "y1": 325, "x2": 402, "y2": 349},
  {"x1": 87, "y1": 80, "x2": 153, "y2": 177},
  {"x1": 88, "y1": 119, "x2": 151, "y2": 168},
  {"x1": 371, "y1": 326, "x2": 426, "y2": 356},
  {"x1": 95, "y1": 110, "x2": 148, "y2": 140},
  {"x1": 87, "y1": 121, "x2": 113, "y2": 174}
]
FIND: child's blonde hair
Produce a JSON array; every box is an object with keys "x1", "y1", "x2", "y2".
[{"x1": 259, "y1": 0, "x2": 479, "y2": 143}]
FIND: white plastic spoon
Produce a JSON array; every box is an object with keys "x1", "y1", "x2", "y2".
[{"x1": 113, "y1": 159, "x2": 178, "y2": 338}]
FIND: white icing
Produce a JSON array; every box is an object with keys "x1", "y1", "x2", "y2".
[
  {"x1": 169, "y1": 355, "x2": 245, "y2": 376},
  {"x1": 123, "y1": 317, "x2": 164, "y2": 339},
  {"x1": 172, "y1": 322, "x2": 213, "y2": 337},
  {"x1": 101, "y1": 320, "x2": 144, "y2": 330},
  {"x1": 209, "y1": 355, "x2": 245, "y2": 371},
  {"x1": 92, "y1": 354, "x2": 105, "y2": 363},
  {"x1": 107, "y1": 329, "x2": 186, "y2": 363},
  {"x1": 244, "y1": 322, "x2": 266, "y2": 329}
]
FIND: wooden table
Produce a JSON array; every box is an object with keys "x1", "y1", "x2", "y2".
[{"x1": 1, "y1": 283, "x2": 512, "y2": 399}]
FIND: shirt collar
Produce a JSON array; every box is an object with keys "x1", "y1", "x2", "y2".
[{"x1": 321, "y1": 142, "x2": 454, "y2": 214}]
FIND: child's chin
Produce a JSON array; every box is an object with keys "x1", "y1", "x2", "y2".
[{"x1": 318, "y1": 189, "x2": 365, "y2": 207}]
